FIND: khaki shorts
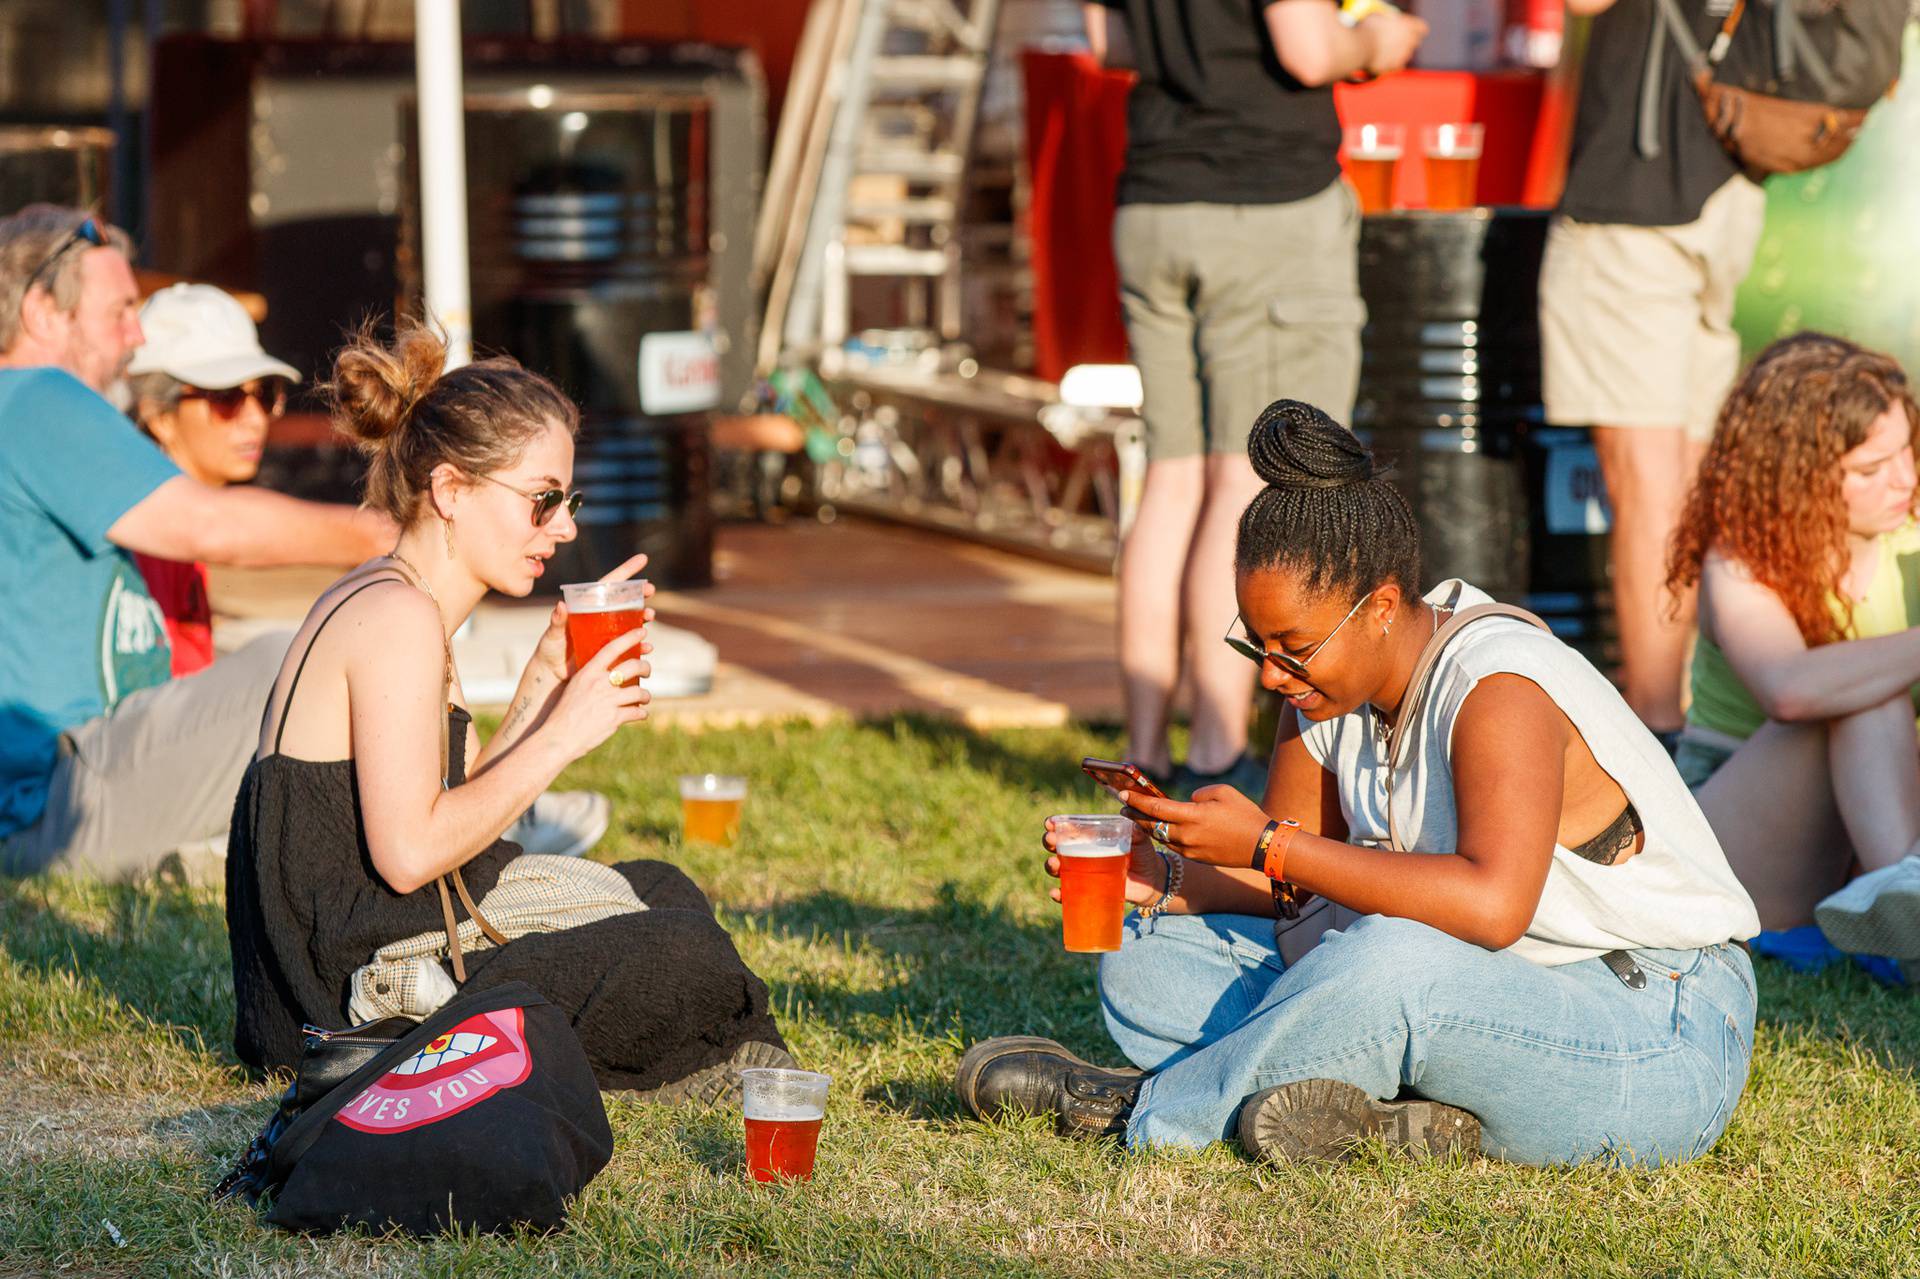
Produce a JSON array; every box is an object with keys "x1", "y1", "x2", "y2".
[
  {"x1": 1539, "y1": 175, "x2": 1767, "y2": 441},
  {"x1": 1113, "y1": 181, "x2": 1366, "y2": 460}
]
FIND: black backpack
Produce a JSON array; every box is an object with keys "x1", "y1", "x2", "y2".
[
  {"x1": 215, "y1": 981, "x2": 613, "y2": 1236},
  {"x1": 1645, "y1": 0, "x2": 1910, "y2": 175}
]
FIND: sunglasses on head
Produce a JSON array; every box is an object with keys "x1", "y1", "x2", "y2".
[
  {"x1": 180, "y1": 378, "x2": 290, "y2": 418},
  {"x1": 474, "y1": 472, "x2": 585, "y2": 527},
  {"x1": 22, "y1": 217, "x2": 107, "y2": 297}
]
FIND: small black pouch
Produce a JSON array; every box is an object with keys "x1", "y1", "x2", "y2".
[{"x1": 214, "y1": 981, "x2": 612, "y2": 1236}]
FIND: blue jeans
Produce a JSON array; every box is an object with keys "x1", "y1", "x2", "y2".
[{"x1": 1098, "y1": 912, "x2": 1757, "y2": 1166}]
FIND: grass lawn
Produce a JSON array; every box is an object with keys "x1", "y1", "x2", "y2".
[{"x1": 2, "y1": 716, "x2": 1917, "y2": 1277}]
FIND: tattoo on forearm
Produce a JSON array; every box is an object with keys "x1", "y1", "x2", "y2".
[{"x1": 502, "y1": 692, "x2": 534, "y2": 735}]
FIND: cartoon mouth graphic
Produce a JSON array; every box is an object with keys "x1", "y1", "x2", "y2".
[{"x1": 335, "y1": 1008, "x2": 533, "y2": 1134}]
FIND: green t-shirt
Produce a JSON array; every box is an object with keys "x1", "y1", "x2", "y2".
[{"x1": 1688, "y1": 518, "x2": 1920, "y2": 740}]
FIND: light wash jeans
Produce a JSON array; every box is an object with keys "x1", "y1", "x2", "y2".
[{"x1": 1098, "y1": 911, "x2": 1756, "y2": 1167}]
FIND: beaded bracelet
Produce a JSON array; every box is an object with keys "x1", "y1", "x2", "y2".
[{"x1": 1135, "y1": 848, "x2": 1184, "y2": 920}]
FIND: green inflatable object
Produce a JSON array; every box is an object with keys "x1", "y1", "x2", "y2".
[{"x1": 1733, "y1": 24, "x2": 1920, "y2": 371}]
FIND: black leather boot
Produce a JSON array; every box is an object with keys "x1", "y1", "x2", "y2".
[{"x1": 954, "y1": 1036, "x2": 1142, "y2": 1140}]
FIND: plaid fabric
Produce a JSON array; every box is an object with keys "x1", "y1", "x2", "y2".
[{"x1": 349, "y1": 856, "x2": 645, "y2": 1020}]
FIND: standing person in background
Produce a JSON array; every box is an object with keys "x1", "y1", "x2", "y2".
[
  {"x1": 1538, "y1": 0, "x2": 1768, "y2": 746},
  {"x1": 1085, "y1": 0, "x2": 1426, "y2": 796},
  {"x1": 126, "y1": 282, "x2": 612, "y2": 861}
]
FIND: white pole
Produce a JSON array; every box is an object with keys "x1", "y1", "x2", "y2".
[{"x1": 414, "y1": 0, "x2": 473, "y2": 369}]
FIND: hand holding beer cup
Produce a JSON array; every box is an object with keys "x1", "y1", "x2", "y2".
[
  {"x1": 528, "y1": 553, "x2": 655, "y2": 687},
  {"x1": 561, "y1": 577, "x2": 653, "y2": 687},
  {"x1": 1043, "y1": 814, "x2": 1162, "y2": 951}
]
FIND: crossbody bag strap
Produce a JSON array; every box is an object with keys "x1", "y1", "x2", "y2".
[
  {"x1": 451, "y1": 869, "x2": 511, "y2": 947},
  {"x1": 1383, "y1": 600, "x2": 1555, "y2": 851},
  {"x1": 436, "y1": 877, "x2": 469, "y2": 983}
]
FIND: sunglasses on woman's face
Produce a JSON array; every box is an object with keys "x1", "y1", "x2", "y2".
[
  {"x1": 22, "y1": 216, "x2": 107, "y2": 296},
  {"x1": 180, "y1": 378, "x2": 290, "y2": 418},
  {"x1": 1223, "y1": 591, "x2": 1373, "y2": 681},
  {"x1": 474, "y1": 472, "x2": 586, "y2": 527}
]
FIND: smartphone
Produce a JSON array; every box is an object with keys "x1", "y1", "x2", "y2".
[{"x1": 1080, "y1": 757, "x2": 1169, "y2": 801}]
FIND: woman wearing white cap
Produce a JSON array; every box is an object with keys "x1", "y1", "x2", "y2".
[{"x1": 127, "y1": 284, "x2": 332, "y2": 676}]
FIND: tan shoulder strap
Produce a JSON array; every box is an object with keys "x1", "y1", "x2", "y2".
[{"x1": 1384, "y1": 599, "x2": 1554, "y2": 850}]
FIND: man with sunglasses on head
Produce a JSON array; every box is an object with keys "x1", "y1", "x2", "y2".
[{"x1": 0, "y1": 204, "x2": 408, "y2": 882}]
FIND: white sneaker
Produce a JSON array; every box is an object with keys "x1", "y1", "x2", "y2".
[
  {"x1": 504, "y1": 790, "x2": 611, "y2": 859},
  {"x1": 1814, "y1": 855, "x2": 1920, "y2": 959}
]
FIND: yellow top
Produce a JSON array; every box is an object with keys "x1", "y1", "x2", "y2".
[{"x1": 1688, "y1": 518, "x2": 1920, "y2": 740}]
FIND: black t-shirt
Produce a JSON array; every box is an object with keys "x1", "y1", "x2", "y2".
[
  {"x1": 1101, "y1": 0, "x2": 1342, "y2": 206},
  {"x1": 1558, "y1": 0, "x2": 1740, "y2": 227}
]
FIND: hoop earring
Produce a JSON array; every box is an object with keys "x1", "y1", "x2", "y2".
[{"x1": 443, "y1": 516, "x2": 456, "y2": 559}]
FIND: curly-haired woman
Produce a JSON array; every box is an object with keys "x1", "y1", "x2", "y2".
[{"x1": 1667, "y1": 333, "x2": 1920, "y2": 953}]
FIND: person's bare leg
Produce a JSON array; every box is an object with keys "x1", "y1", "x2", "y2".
[
  {"x1": 1696, "y1": 718, "x2": 1854, "y2": 929},
  {"x1": 1180, "y1": 452, "x2": 1267, "y2": 775},
  {"x1": 1120, "y1": 457, "x2": 1206, "y2": 775},
  {"x1": 1828, "y1": 693, "x2": 1920, "y2": 873},
  {"x1": 1594, "y1": 425, "x2": 1695, "y2": 731}
]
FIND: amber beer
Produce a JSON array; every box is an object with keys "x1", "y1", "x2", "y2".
[
  {"x1": 561, "y1": 580, "x2": 649, "y2": 686},
  {"x1": 1059, "y1": 844, "x2": 1129, "y2": 951},
  {"x1": 680, "y1": 773, "x2": 747, "y2": 845},
  {"x1": 1342, "y1": 123, "x2": 1404, "y2": 215},
  {"x1": 1421, "y1": 123, "x2": 1484, "y2": 212},
  {"x1": 744, "y1": 1113, "x2": 824, "y2": 1182},
  {"x1": 742, "y1": 1068, "x2": 831, "y2": 1182}
]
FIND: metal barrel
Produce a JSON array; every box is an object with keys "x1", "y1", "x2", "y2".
[
  {"x1": 460, "y1": 89, "x2": 717, "y2": 589},
  {"x1": 1354, "y1": 209, "x2": 1612, "y2": 661}
]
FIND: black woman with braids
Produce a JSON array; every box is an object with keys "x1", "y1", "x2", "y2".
[{"x1": 957, "y1": 400, "x2": 1760, "y2": 1167}]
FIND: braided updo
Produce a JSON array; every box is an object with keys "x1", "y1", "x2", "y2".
[{"x1": 1234, "y1": 399, "x2": 1421, "y2": 599}]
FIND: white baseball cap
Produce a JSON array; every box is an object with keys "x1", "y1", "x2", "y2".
[{"x1": 128, "y1": 283, "x2": 301, "y2": 388}]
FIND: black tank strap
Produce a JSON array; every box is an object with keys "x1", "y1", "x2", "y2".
[{"x1": 269, "y1": 574, "x2": 406, "y2": 753}]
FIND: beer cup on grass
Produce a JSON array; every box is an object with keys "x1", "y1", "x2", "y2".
[
  {"x1": 742, "y1": 1067, "x2": 831, "y2": 1182},
  {"x1": 561, "y1": 580, "x2": 649, "y2": 686},
  {"x1": 1052, "y1": 814, "x2": 1135, "y2": 953},
  {"x1": 680, "y1": 773, "x2": 747, "y2": 845}
]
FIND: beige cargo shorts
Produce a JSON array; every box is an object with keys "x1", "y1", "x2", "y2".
[
  {"x1": 1113, "y1": 179, "x2": 1366, "y2": 460},
  {"x1": 1539, "y1": 175, "x2": 1767, "y2": 440}
]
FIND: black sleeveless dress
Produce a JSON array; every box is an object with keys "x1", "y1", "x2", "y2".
[{"x1": 225, "y1": 577, "x2": 786, "y2": 1089}]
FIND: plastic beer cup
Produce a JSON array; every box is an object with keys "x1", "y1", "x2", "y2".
[
  {"x1": 680, "y1": 774, "x2": 747, "y2": 845},
  {"x1": 742, "y1": 1067, "x2": 831, "y2": 1182},
  {"x1": 1421, "y1": 123, "x2": 1484, "y2": 211},
  {"x1": 1342, "y1": 123, "x2": 1404, "y2": 215},
  {"x1": 1052, "y1": 814, "x2": 1135, "y2": 953},
  {"x1": 561, "y1": 580, "x2": 649, "y2": 686}
]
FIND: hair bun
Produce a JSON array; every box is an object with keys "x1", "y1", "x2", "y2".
[
  {"x1": 1246, "y1": 399, "x2": 1374, "y2": 489},
  {"x1": 328, "y1": 322, "x2": 448, "y2": 448}
]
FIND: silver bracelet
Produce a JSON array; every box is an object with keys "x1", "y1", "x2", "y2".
[{"x1": 1135, "y1": 848, "x2": 1184, "y2": 919}]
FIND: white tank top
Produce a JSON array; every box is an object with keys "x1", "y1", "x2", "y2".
[{"x1": 1299, "y1": 580, "x2": 1760, "y2": 965}]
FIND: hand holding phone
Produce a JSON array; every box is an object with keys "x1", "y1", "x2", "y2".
[{"x1": 1080, "y1": 757, "x2": 1169, "y2": 802}]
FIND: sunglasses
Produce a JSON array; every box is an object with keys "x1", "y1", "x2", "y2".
[
  {"x1": 1224, "y1": 591, "x2": 1373, "y2": 681},
  {"x1": 22, "y1": 216, "x2": 107, "y2": 297},
  {"x1": 180, "y1": 378, "x2": 290, "y2": 418},
  {"x1": 474, "y1": 472, "x2": 585, "y2": 527}
]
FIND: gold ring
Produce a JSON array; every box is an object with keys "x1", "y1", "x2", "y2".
[{"x1": 608, "y1": 670, "x2": 622, "y2": 688}]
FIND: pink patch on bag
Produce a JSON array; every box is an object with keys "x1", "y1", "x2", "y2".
[{"x1": 335, "y1": 1007, "x2": 533, "y2": 1134}]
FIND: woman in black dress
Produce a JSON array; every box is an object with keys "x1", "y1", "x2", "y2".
[{"x1": 226, "y1": 323, "x2": 789, "y2": 1099}]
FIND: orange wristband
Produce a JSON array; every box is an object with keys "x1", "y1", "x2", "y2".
[{"x1": 1251, "y1": 818, "x2": 1300, "y2": 879}]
